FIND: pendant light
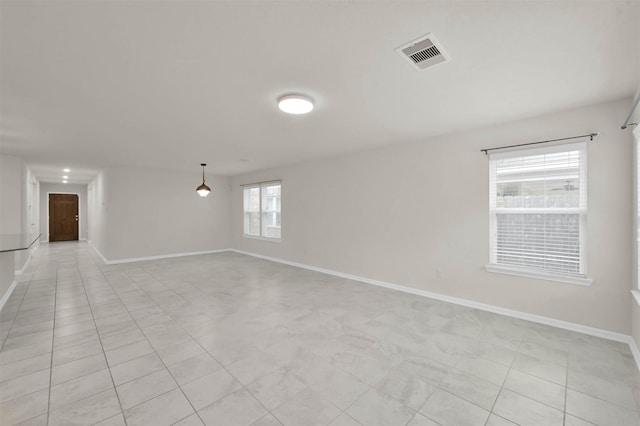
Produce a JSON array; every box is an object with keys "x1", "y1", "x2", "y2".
[{"x1": 196, "y1": 163, "x2": 211, "y2": 197}]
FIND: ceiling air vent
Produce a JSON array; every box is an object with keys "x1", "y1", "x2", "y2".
[{"x1": 396, "y1": 33, "x2": 451, "y2": 71}]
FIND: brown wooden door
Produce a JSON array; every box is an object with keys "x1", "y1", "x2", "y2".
[{"x1": 49, "y1": 194, "x2": 79, "y2": 242}]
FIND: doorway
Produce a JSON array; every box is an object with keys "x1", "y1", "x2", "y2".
[{"x1": 49, "y1": 193, "x2": 79, "y2": 242}]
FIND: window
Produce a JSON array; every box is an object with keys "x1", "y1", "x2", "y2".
[
  {"x1": 637, "y1": 132, "x2": 640, "y2": 292},
  {"x1": 243, "y1": 181, "x2": 281, "y2": 240},
  {"x1": 487, "y1": 142, "x2": 590, "y2": 284}
]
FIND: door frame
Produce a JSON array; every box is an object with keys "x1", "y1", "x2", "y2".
[{"x1": 46, "y1": 191, "x2": 82, "y2": 243}]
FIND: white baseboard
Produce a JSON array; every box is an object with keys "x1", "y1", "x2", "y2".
[
  {"x1": 106, "y1": 249, "x2": 231, "y2": 264},
  {"x1": 82, "y1": 244, "x2": 639, "y2": 371},
  {"x1": 89, "y1": 242, "x2": 232, "y2": 265},
  {"x1": 88, "y1": 242, "x2": 110, "y2": 265},
  {"x1": 229, "y1": 249, "x2": 632, "y2": 345},
  {"x1": 15, "y1": 243, "x2": 39, "y2": 275},
  {"x1": 0, "y1": 280, "x2": 17, "y2": 312}
]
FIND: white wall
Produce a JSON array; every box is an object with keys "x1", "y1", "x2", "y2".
[
  {"x1": 40, "y1": 182, "x2": 88, "y2": 241},
  {"x1": 25, "y1": 167, "x2": 40, "y2": 236},
  {"x1": 94, "y1": 166, "x2": 231, "y2": 261},
  {"x1": 0, "y1": 155, "x2": 39, "y2": 295},
  {"x1": 88, "y1": 170, "x2": 109, "y2": 259},
  {"x1": 0, "y1": 155, "x2": 23, "y2": 299},
  {"x1": 631, "y1": 87, "x2": 640, "y2": 351},
  {"x1": 16, "y1": 165, "x2": 40, "y2": 271},
  {"x1": 232, "y1": 98, "x2": 634, "y2": 335},
  {"x1": 634, "y1": 297, "x2": 640, "y2": 354},
  {"x1": 0, "y1": 156, "x2": 39, "y2": 271},
  {"x1": 0, "y1": 155, "x2": 23, "y2": 236},
  {"x1": 0, "y1": 252, "x2": 15, "y2": 305}
]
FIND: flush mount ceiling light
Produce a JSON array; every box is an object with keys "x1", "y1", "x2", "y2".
[
  {"x1": 62, "y1": 180, "x2": 68, "y2": 184},
  {"x1": 63, "y1": 168, "x2": 70, "y2": 172},
  {"x1": 196, "y1": 163, "x2": 211, "y2": 197},
  {"x1": 278, "y1": 94, "x2": 314, "y2": 114},
  {"x1": 62, "y1": 175, "x2": 69, "y2": 179}
]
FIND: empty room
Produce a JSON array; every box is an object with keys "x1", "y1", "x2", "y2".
[{"x1": 1, "y1": 1, "x2": 639, "y2": 425}]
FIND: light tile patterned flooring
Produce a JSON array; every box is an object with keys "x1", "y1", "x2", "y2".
[{"x1": 1, "y1": 242, "x2": 639, "y2": 426}]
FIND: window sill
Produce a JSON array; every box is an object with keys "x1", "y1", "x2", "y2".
[
  {"x1": 632, "y1": 290, "x2": 640, "y2": 307},
  {"x1": 485, "y1": 264, "x2": 593, "y2": 286},
  {"x1": 242, "y1": 234, "x2": 281, "y2": 243}
]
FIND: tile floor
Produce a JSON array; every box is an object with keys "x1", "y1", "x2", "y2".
[{"x1": 1, "y1": 241, "x2": 639, "y2": 426}]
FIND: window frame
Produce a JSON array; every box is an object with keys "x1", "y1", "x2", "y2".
[
  {"x1": 242, "y1": 181, "x2": 281, "y2": 242},
  {"x1": 485, "y1": 142, "x2": 592, "y2": 286},
  {"x1": 634, "y1": 126, "x2": 640, "y2": 304}
]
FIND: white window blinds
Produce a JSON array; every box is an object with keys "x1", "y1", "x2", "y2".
[
  {"x1": 243, "y1": 185, "x2": 261, "y2": 237},
  {"x1": 243, "y1": 181, "x2": 281, "y2": 240},
  {"x1": 489, "y1": 142, "x2": 587, "y2": 277}
]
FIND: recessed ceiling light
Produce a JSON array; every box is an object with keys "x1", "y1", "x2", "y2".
[
  {"x1": 62, "y1": 180, "x2": 68, "y2": 184},
  {"x1": 278, "y1": 94, "x2": 314, "y2": 114},
  {"x1": 63, "y1": 168, "x2": 70, "y2": 172},
  {"x1": 62, "y1": 175, "x2": 68, "y2": 179}
]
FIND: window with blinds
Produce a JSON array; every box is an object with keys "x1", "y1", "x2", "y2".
[
  {"x1": 637, "y1": 135, "x2": 640, "y2": 290},
  {"x1": 243, "y1": 181, "x2": 281, "y2": 240},
  {"x1": 489, "y1": 142, "x2": 587, "y2": 279}
]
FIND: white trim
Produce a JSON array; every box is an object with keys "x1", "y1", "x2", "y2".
[
  {"x1": 46, "y1": 191, "x2": 84, "y2": 241},
  {"x1": 15, "y1": 242, "x2": 39, "y2": 275},
  {"x1": 106, "y1": 249, "x2": 231, "y2": 264},
  {"x1": 81, "y1": 244, "x2": 639, "y2": 371},
  {"x1": 240, "y1": 179, "x2": 282, "y2": 188},
  {"x1": 0, "y1": 280, "x2": 17, "y2": 312},
  {"x1": 15, "y1": 257, "x2": 29, "y2": 275},
  {"x1": 242, "y1": 234, "x2": 281, "y2": 243},
  {"x1": 635, "y1": 126, "x2": 640, "y2": 292},
  {"x1": 88, "y1": 242, "x2": 231, "y2": 265},
  {"x1": 632, "y1": 290, "x2": 640, "y2": 306},
  {"x1": 229, "y1": 249, "x2": 628, "y2": 344},
  {"x1": 485, "y1": 264, "x2": 593, "y2": 286},
  {"x1": 88, "y1": 241, "x2": 110, "y2": 265},
  {"x1": 629, "y1": 336, "x2": 640, "y2": 373}
]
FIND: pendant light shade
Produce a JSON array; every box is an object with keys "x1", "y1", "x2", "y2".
[{"x1": 196, "y1": 163, "x2": 211, "y2": 197}]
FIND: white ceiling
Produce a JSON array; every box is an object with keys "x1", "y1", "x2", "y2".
[{"x1": 1, "y1": 1, "x2": 638, "y2": 183}]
